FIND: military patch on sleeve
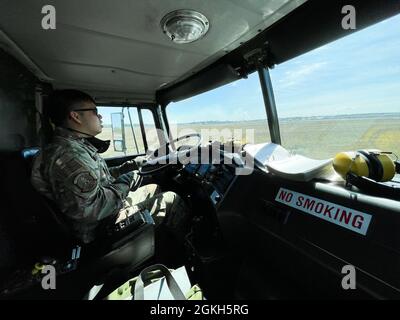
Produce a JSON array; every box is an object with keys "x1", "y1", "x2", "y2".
[
  {"x1": 73, "y1": 171, "x2": 98, "y2": 193},
  {"x1": 64, "y1": 158, "x2": 83, "y2": 173},
  {"x1": 54, "y1": 157, "x2": 85, "y2": 179}
]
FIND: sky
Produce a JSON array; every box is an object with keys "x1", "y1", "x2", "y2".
[{"x1": 166, "y1": 13, "x2": 400, "y2": 123}]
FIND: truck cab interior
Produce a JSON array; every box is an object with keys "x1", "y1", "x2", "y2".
[{"x1": 0, "y1": 0, "x2": 400, "y2": 299}]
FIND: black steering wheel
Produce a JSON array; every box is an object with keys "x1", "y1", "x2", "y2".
[{"x1": 139, "y1": 133, "x2": 202, "y2": 175}]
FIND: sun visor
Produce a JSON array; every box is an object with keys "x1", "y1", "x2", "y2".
[{"x1": 156, "y1": 64, "x2": 241, "y2": 106}]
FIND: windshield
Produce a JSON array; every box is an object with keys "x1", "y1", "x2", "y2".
[{"x1": 166, "y1": 73, "x2": 270, "y2": 147}]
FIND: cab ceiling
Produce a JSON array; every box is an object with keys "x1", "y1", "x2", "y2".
[{"x1": 0, "y1": 0, "x2": 307, "y2": 104}]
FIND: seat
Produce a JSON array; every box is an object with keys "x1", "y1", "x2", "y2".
[{"x1": 0, "y1": 147, "x2": 155, "y2": 298}]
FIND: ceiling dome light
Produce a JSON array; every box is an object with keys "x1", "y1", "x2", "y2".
[{"x1": 161, "y1": 10, "x2": 209, "y2": 44}]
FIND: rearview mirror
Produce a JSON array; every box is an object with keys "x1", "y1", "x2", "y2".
[{"x1": 111, "y1": 112, "x2": 126, "y2": 152}]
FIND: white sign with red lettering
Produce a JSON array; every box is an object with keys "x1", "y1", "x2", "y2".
[{"x1": 275, "y1": 188, "x2": 372, "y2": 235}]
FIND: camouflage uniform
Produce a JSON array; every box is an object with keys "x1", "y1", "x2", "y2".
[{"x1": 31, "y1": 127, "x2": 188, "y2": 244}]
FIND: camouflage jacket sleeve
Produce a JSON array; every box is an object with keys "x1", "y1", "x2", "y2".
[{"x1": 51, "y1": 151, "x2": 132, "y2": 223}]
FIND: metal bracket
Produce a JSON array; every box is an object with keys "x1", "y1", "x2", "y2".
[{"x1": 243, "y1": 42, "x2": 270, "y2": 69}]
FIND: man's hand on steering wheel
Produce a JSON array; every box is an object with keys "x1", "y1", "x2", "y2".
[
  {"x1": 117, "y1": 155, "x2": 150, "y2": 175},
  {"x1": 139, "y1": 133, "x2": 202, "y2": 175}
]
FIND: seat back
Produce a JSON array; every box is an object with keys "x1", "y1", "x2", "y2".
[
  {"x1": 0, "y1": 148, "x2": 45, "y2": 272},
  {"x1": 1, "y1": 147, "x2": 76, "y2": 259},
  {"x1": 1, "y1": 147, "x2": 156, "y2": 297}
]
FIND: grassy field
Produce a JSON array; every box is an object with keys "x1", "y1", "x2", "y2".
[{"x1": 98, "y1": 114, "x2": 400, "y2": 160}]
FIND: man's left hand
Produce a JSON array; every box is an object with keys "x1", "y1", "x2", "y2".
[
  {"x1": 118, "y1": 160, "x2": 138, "y2": 175},
  {"x1": 118, "y1": 155, "x2": 149, "y2": 175}
]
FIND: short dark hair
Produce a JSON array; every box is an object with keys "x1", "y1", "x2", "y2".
[{"x1": 46, "y1": 89, "x2": 96, "y2": 126}]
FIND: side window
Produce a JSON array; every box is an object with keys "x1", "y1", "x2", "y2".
[
  {"x1": 141, "y1": 109, "x2": 161, "y2": 151},
  {"x1": 97, "y1": 106, "x2": 146, "y2": 158},
  {"x1": 269, "y1": 14, "x2": 400, "y2": 159}
]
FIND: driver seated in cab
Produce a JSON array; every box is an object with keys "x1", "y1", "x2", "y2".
[{"x1": 31, "y1": 89, "x2": 190, "y2": 245}]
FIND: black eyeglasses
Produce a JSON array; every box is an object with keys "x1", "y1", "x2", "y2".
[{"x1": 73, "y1": 108, "x2": 99, "y2": 116}]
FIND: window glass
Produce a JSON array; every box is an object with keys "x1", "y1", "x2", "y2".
[
  {"x1": 126, "y1": 107, "x2": 146, "y2": 155},
  {"x1": 167, "y1": 73, "x2": 270, "y2": 146},
  {"x1": 141, "y1": 109, "x2": 161, "y2": 151},
  {"x1": 270, "y1": 14, "x2": 400, "y2": 159},
  {"x1": 97, "y1": 106, "x2": 145, "y2": 158}
]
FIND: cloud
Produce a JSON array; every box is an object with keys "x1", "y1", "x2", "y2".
[{"x1": 278, "y1": 62, "x2": 327, "y2": 88}]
